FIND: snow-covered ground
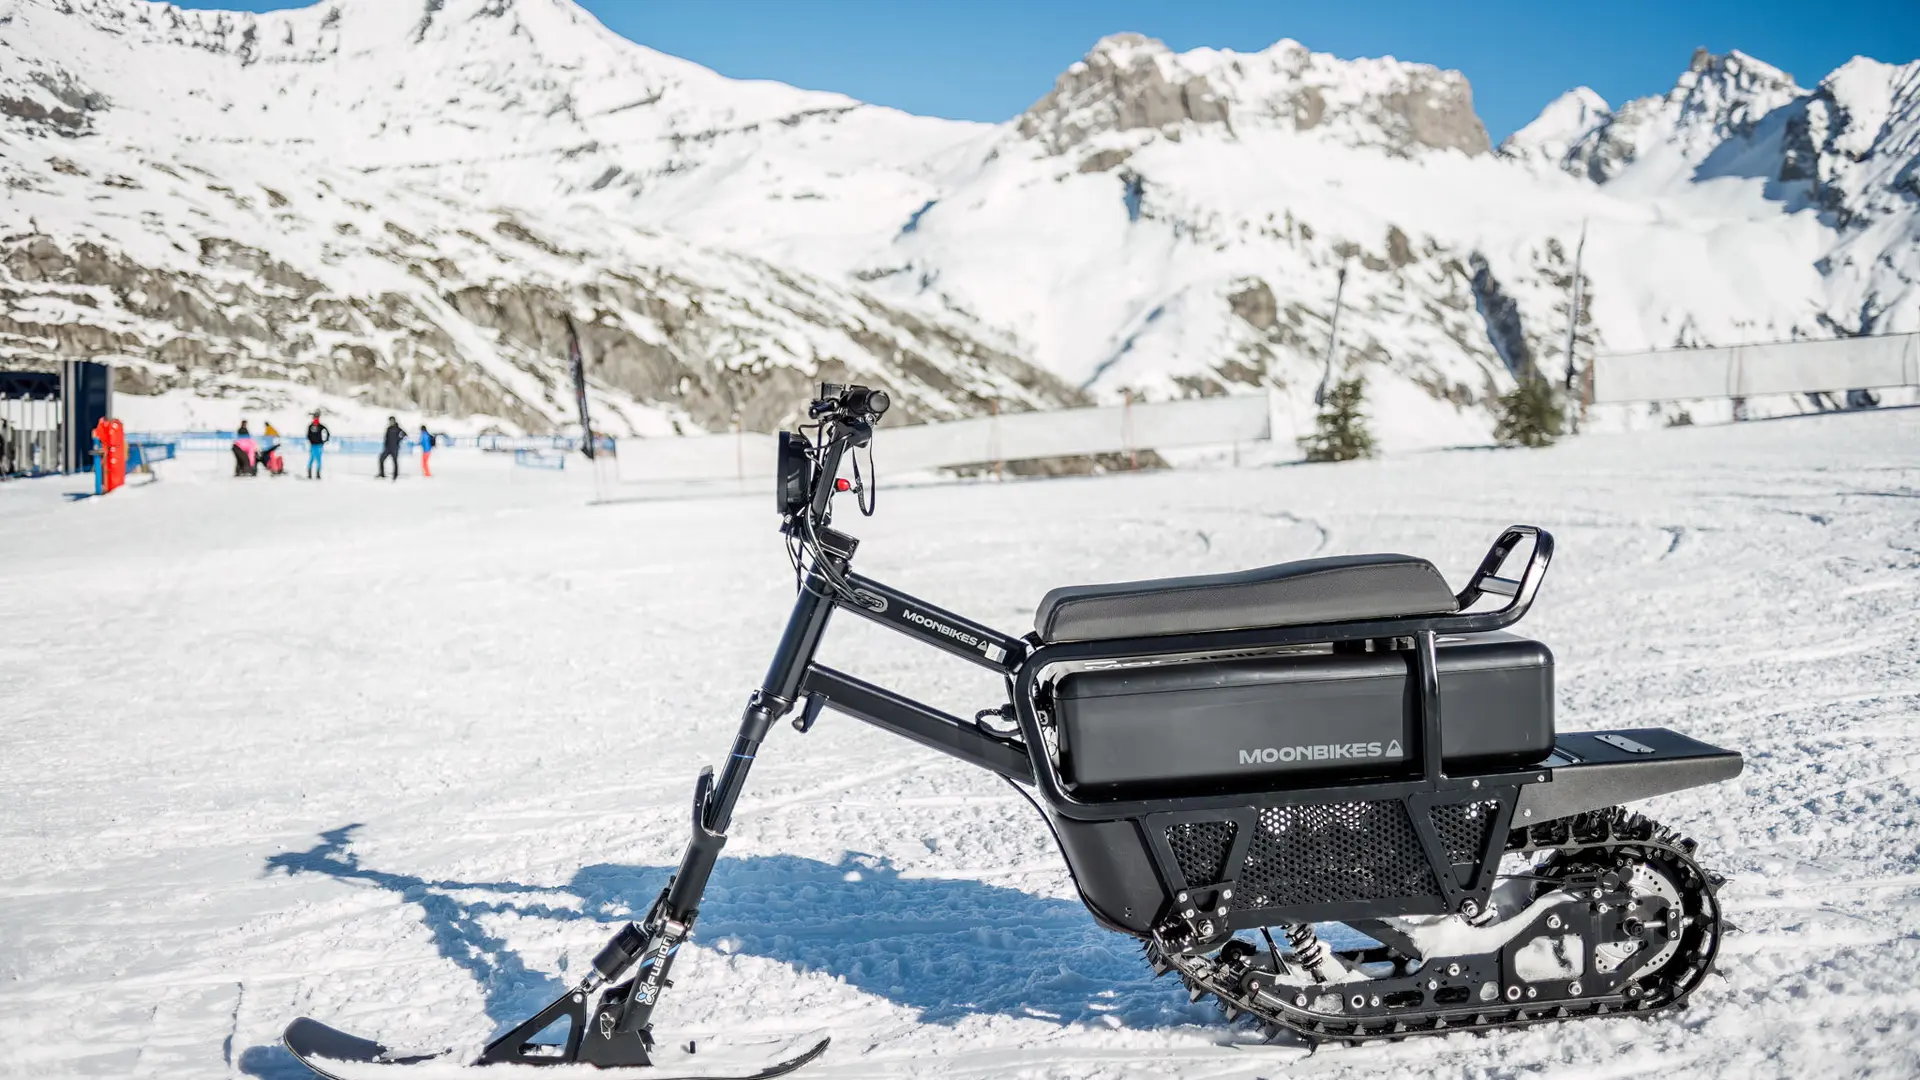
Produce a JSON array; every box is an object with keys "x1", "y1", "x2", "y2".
[{"x1": 1, "y1": 414, "x2": 1917, "y2": 1079}]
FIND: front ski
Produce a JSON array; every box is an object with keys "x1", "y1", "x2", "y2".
[
  {"x1": 284, "y1": 1017, "x2": 829, "y2": 1079},
  {"x1": 283, "y1": 1018, "x2": 446, "y2": 1078}
]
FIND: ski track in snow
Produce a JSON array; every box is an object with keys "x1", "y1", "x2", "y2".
[{"x1": 1, "y1": 412, "x2": 1917, "y2": 1078}]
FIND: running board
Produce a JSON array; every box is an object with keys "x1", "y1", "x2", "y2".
[{"x1": 1516, "y1": 728, "x2": 1742, "y2": 824}]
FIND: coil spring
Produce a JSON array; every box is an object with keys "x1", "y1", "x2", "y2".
[{"x1": 1284, "y1": 923, "x2": 1340, "y2": 983}]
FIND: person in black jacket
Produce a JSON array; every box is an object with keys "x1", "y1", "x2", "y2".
[
  {"x1": 306, "y1": 411, "x2": 330, "y2": 479},
  {"x1": 378, "y1": 416, "x2": 404, "y2": 480}
]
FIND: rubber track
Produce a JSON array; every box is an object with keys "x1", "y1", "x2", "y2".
[{"x1": 1148, "y1": 807, "x2": 1725, "y2": 1046}]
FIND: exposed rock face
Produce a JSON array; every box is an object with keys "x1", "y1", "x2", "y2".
[
  {"x1": 1561, "y1": 49, "x2": 1805, "y2": 182},
  {"x1": 1775, "y1": 58, "x2": 1920, "y2": 230},
  {"x1": 1019, "y1": 34, "x2": 1230, "y2": 153},
  {"x1": 1468, "y1": 254, "x2": 1535, "y2": 380},
  {"x1": 1232, "y1": 40, "x2": 1489, "y2": 156},
  {"x1": 1227, "y1": 278, "x2": 1278, "y2": 331},
  {"x1": 1019, "y1": 34, "x2": 1488, "y2": 158},
  {"x1": 1385, "y1": 226, "x2": 1414, "y2": 268},
  {"x1": 1378, "y1": 80, "x2": 1490, "y2": 157},
  {"x1": 0, "y1": 69, "x2": 110, "y2": 138},
  {"x1": 0, "y1": 227, "x2": 1076, "y2": 434},
  {"x1": 1076, "y1": 147, "x2": 1135, "y2": 173}
]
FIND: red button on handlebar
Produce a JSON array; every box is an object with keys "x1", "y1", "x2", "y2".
[{"x1": 834, "y1": 479, "x2": 851, "y2": 492}]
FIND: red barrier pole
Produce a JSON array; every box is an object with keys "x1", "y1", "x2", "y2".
[
  {"x1": 93, "y1": 418, "x2": 126, "y2": 494},
  {"x1": 108, "y1": 419, "x2": 126, "y2": 492}
]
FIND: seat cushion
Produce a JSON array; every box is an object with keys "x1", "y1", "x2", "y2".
[{"x1": 1033, "y1": 553, "x2": 1457, "y2": 643}]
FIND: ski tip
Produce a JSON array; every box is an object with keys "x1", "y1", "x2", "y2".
[
  {"x1": 772, "y1": 1037, "x2": 832, "y2": 1077},
  {"x1": 283, "y1": 1016, "x2": 346, "y2": 1057},
  {"x1": 283, "y1": 1017, "x2": 385, "y2": 1067},
  {"x1": 282, "y1": 1017, "x2": 447, "y2": 1075}
]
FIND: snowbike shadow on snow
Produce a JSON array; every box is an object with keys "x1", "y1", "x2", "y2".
[
  {"x1": 248, "y1": 832, "x2": 1224, "y2": 1078},
  {"x1": 282, "y1": 384, "x2": 1743, "y2": 1075},
  {"x1": 257, "y1": 826, "x2": 1201, "y2": 1035}
]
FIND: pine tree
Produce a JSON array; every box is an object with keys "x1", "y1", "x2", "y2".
[
  {"x1": 1493, "y1": 376, "x2": 1566, "y2": 448},
  {"x1": 1299, "y1": 375, "x2": 1376, "y2": 462}
]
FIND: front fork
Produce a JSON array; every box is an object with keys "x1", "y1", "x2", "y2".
[{"x1": 481, "y1": 570, "x2": 837, "y2": 1066}]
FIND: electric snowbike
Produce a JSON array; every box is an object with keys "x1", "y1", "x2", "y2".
[{"x1": 286, "y1": 384, "x2": 1741, "y2": 1077}]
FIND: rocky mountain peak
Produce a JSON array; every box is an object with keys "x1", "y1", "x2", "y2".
[
  {"x1": 1670, "y1": 49, "x2": 1803, "y2": 137},
  {"x1": 1015, "y1": 33, "x2": 1229, "y2": 153},
  {"x1": 1499, "y1": 86, "x2": 1612, "y2": 165},
  {"x1": 1016, "y1": 34, "x2": 1488, "y2": 158},
  {"x1": 1774, "y1": 56, "x2": 1920, "y2": 234},
  {"x1": 1083, "y1": 31, "x2": 1170, "y2": 67},
  {"x1": 1546, "y1": 48, "x2": 1805, "y2": 183}
]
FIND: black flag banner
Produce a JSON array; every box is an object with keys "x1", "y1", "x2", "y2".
[{"x1": 565, "y1": 315, "x2": 595, "y2": 460}]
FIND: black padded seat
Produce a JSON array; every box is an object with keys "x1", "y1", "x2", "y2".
[{"x1": 1033, "y1": 553, "x2": 1457, "y2": 643}]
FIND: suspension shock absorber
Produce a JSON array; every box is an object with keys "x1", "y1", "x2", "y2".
[{"x1": 1283, "y1": 922, "x2": 1347, "y2": 983}]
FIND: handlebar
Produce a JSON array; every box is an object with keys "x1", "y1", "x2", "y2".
[
  {"x1": 779, "y1": 384, "x2": 890, "y2": 523},
  {"x1": 809, "y1": 383, "x2": 890, "y2": 424}
]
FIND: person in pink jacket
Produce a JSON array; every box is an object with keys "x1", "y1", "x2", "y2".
[{"x1": 232, "y1": 420, "x2": 257, "y2": 476}]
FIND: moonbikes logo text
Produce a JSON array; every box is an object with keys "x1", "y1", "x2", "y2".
[
  {"x1": 1238, "y1": 740, "x2": 1403, "y2": 765},
  {"x1": 903, "y1": 608, "x2": 980, "y2": 647},
  {"x1": 902, "y1": 606, "x2": 1002, "y2": 657}
]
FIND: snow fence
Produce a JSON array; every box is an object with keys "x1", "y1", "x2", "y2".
[
  {"x1": 1592, "y1": 333, "x2": 1920, "y2": 404},
  {"x1": 615, "y1": 393, "x2": 1279, "y2": 484}
]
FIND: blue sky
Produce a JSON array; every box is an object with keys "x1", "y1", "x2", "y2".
[{"x1": 177, "y1": 0, "x2": 1919, "y2": 141}]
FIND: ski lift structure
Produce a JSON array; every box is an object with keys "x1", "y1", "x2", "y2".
[
  {"x1": 1314, "y1": 263, "x2": 1348, "y2": 408},
  {"x1": 0, "y1": 362, "x2": 113, "y2": 480}
]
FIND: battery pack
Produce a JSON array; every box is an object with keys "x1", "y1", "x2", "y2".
[{"x1": 1052, "y1": 633, "x2": 1554, "y2": 795}]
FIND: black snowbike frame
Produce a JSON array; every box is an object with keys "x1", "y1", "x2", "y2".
[{"x1": 482, "y1": 403, "x2": 1743, "y2": 1067}]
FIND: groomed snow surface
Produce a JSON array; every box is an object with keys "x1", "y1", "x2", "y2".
[{"x1": 2, "y1": 413, "x2": 1917, "y2": 1078}]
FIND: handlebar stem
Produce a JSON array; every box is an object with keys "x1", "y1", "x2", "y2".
[{"x1": 805, "y1": 420, "x2": 869, "y2": 520}]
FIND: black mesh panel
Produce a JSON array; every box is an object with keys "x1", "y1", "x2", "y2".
[
  {"x1": 1165, "y1": 820, "x2": 1237, "y2": 887},
  {"x1": 1231, "y1": 800, "x2": 1438, "y2": 909},
  {"x1": 1428, "y1": 799, "x2": 1500, "y2": 865}
]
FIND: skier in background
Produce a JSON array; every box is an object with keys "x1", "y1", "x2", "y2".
[
  {"x1": 306, "y1": 411, "x2": 330, "y2": 479},
  {"x1": 378, "y1": 416, "x2": 404, "y2": 481},
  {"x1": 418, "y1": 424, "x2": 435, "y2": 478},
  {"x1": 263, "y1": 420, "x2": 280, "y2": 438}
]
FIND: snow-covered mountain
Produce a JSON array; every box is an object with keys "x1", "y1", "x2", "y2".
[
  {"x1": 1534, "y1": 50, "x2": 1809, "y2": 187},
  {"x1": 1502, "y1": 88, "x2": 1613, "y2": 170},
  {"x1": 1498, "y1": 47, "x2": 1919, "y2": 342},
  {"x1": 0, "y1": 0, "x2": 1068, "y2": 434},
  {"x1": 1, "y1": 0, "x2": 1914, "y2": 443}
]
